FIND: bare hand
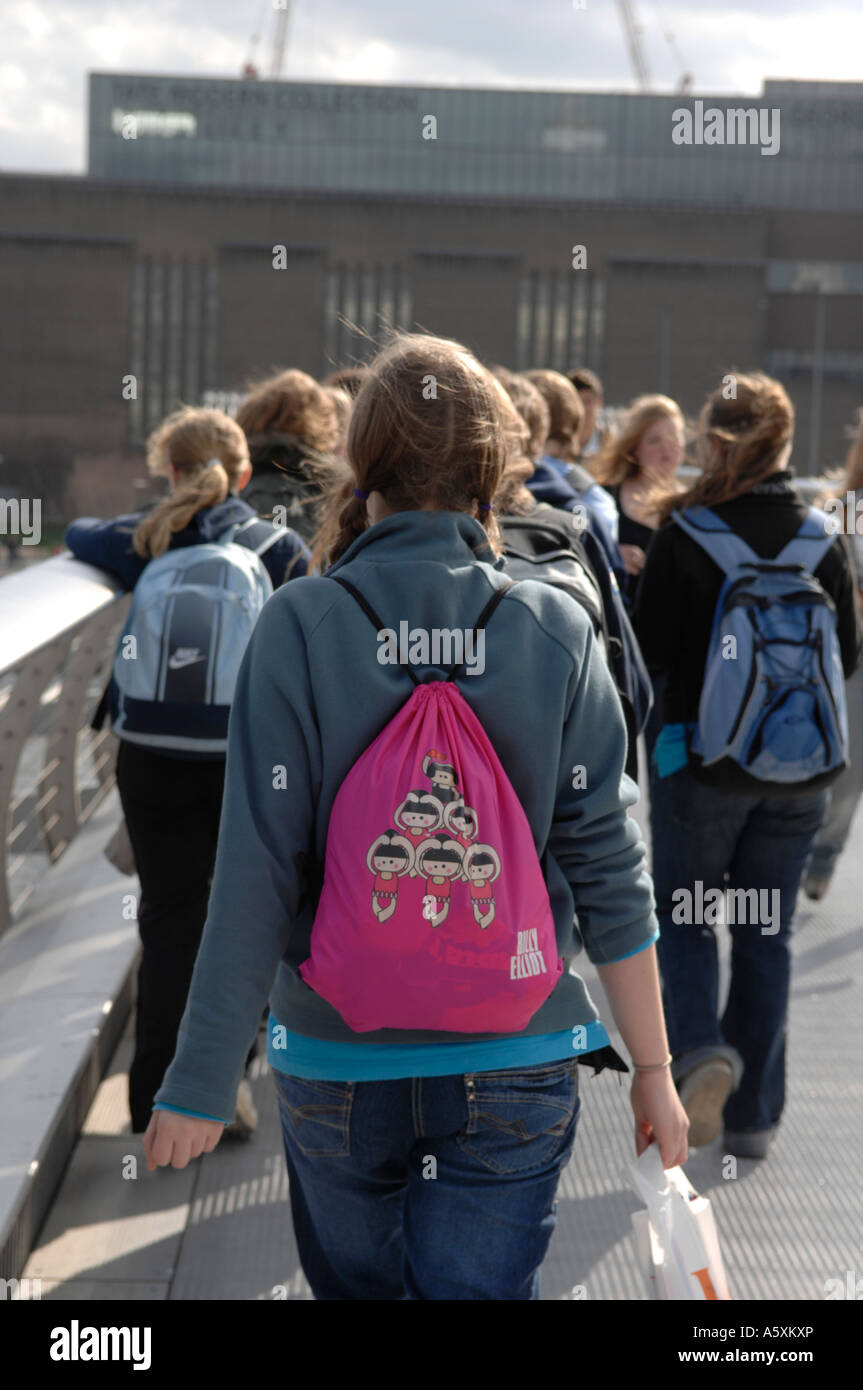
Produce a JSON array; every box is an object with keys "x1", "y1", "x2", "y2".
[
  {"x1": 631, "y1": 1070, "x2": 689, "y2": 1168},
  {"x1": 619, "y1": 544, "x2": 646, "y2": 576},
  {"x1": 142, "y1": 1110, "x2": 224, "y2": 1171}
]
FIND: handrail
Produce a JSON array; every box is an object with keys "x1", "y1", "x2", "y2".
[
  {"x1": 0, "y1": 555, "x2": 130, "y2": 936},
  {"x1": 0, "y1": 478, "x2": 838, "y2": 935}
]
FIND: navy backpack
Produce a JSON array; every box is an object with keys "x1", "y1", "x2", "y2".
[{"x1": 673, "y1": 506, "x2": 849, "y2": 784}]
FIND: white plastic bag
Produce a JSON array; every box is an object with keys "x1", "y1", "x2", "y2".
[{"x1": 625, "y1": 1144, "x2": 731, "y2": 1300}]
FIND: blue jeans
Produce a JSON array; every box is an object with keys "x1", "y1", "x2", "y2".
[
  {"x1": 273, "y1": 1059, "x2": 581, "y2": 1300},
  {"x1": 650, "y1": 769, "x2": 828, "y2": 1133}
]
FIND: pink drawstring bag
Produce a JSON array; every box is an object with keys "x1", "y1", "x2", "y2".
[{"x1": 299, "y1": 580, "x2": 562, "y2": 1033}]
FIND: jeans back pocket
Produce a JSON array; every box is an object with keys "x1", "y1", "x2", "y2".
[
  {"x1": 458, "y1": 1059, "x2": 579, "y2": 1176},
  {"x1": 273, "y1": 1071, "x2": 354, "y2": 1158}
]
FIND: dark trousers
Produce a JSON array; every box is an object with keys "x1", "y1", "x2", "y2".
[
  {"x1": 650, "y1": 767, "x2": 827, "y2": 1132},
  {"x1": 116, "y1": 741, "x2": 226, "y2": 1132}
]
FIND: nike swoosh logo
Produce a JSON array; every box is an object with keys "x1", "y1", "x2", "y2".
[{"x1": 167, "y1": 653, "x2": 207, "y2": 670}]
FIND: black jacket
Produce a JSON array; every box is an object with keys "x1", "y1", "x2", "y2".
[
  {"x1": 240, "y1": 433, "x2": 335, "y2": 544},
  {"x1": 65, "y1": 495, "x2": 310, "y2": 592},
  {"x1": 632, "y1": 469, "x2": 862, "y2": 792}
]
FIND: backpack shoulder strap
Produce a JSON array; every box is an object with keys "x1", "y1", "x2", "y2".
[
  {"x1": 228, "y1": 515, "x2": 285, "y2": 557},
  {"x1": 471, "y1": 580, "x2": 518, "y2": 634},
  {"x1": 775, "y1": 506, "x2": 837, "y2": 573},
  {"x1": 444, "y1": 581, "x2": 518, "y2": 681},
  {"x1": 330, "y1": 575, "x2": 420, "y2": 688},
  {"x1": 671, "y1": 507, "x2": 758, "y2": 575}
]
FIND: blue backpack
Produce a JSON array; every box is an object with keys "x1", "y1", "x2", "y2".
[
  {"x1": 111, "y1": 517, "x2": 281, "y2": 754},
  {"x1": 673, "y1": 506, "x2": 849, "y2": 784}
]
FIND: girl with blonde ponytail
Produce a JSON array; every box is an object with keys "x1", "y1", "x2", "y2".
[
  {"x1": 132, "y1": 408, "x2": 245, "y2": 558},
  {"x1": 66, "y1": 406, "x2": 311, "y2": 1138},
  {"x1": 633, "y1": 372, "x2": 861, "y2": 1161}
]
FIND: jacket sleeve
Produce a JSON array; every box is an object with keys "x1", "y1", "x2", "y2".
[
  {"x1": 630, "y1": 523, "x2": 684, "y2": 675},
  {"x1": 64, "y1": 516, "x2": 147, "y2": 590},
  {"x1": 154, "y1": 594, "x2": 320, "y2": 1121},
  {"x1": 546, "y1": 621, "x2": 658, "y2": 966}
]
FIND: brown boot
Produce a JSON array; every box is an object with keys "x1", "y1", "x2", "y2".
[{"x1": 677, "y1": 1056, "x2": 735, "y2": 1147}]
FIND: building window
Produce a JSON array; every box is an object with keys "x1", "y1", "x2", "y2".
[
  {"x1": 129, "y1": 256, "x2": 218, "y2": 442},
  {"x1": 515, "y1": 269, "x2": 604, "y2": 374},
  {"x1": 768, "y1": 349, "x2": 863, "y2": 378},
  {"x1": 767, "y1": 261, "x2": 863, "y2": 294},
  {"x1": 324, "y1": 262, "x2": 413, "y2": 369}
]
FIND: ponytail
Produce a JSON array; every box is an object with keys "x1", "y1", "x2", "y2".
[
  {"x1": 133, "y1": 408, "x2": 250, "y2": 559},
  {"x1": 310, "y1": 478, "x2": 367, "y2": 573},
  {"x1": 133, "y1": 459, "x2": 229, "y2": 558}
]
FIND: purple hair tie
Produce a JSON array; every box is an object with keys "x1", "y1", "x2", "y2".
[
  {"x1": 478, "y1": 501, "x2": 493, "y2": 513},
  {"x1": 353, "y1": 488, "x2": 369, "y2": 500}
]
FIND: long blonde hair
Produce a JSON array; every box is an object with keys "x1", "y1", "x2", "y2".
[
  {"x1": 133, "y1": 407, "x2": 250, "y2": 558},
  {"x1": 653, "y1": 373, "x2": 794, "y2": 524},
  {"x1": 593, "y1": 394, "x2": 686, "y2": 487},
  {"x1": 311, "y1": 333, "x2": 523, "y2": 570}
]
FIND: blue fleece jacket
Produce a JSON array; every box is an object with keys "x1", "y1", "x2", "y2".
[
  {"x1": 540, "y1": 454, "x2": 620, "y2": 544},
  {"x1": 528, "y1": 460, "x2": 625, "y2": 587},
  {"x1": 64, "y1": 496, "x2": 310, "y2": 592},
  {"x1": 153, "y1": 511, "x2": 657, "y2": 1121}
]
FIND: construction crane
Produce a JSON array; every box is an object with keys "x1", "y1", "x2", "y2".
[
  {"x1": 271, "y1": 2, "x2": 292, "y2": 78},
  {"x1": 242, "y1": 0, "x2": 293, "y2": 80},
  {"x1": 616, "y1": 0, "x2": 652, "y2": 92},
  {"x1": 616, "y1": 0, "x2": 692, "y2": 94}
]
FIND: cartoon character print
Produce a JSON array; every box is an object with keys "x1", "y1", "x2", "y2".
[
  {"x1": 415, "y1": 834, "x2": 465, "y2": 928},
  {"x1": 366, "y1": 830, "x2": 415, "y2": 923},
  {"x1": 443, "y1": 801, "x2": 478, "y2": 850},
  {"x1": 394, "y1": 791, "x2": 445, "y2": 874},
  {"x1": 422, "y1": 750, "x2": 461, "y2": 806},
  {"x1": 462, "y1": 843, "x2": 501, "y2": 930}
]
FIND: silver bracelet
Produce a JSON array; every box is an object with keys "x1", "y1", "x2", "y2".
[{"x1": 633, "y1": 1054, "x2": 673, "y2": 1073}]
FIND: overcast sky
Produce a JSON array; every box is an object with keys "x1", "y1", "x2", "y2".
[{"x1": 2, "y1": 0, "x2": 862, "y2": 173}]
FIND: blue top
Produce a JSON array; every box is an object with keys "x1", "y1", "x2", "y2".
[
  {"x1": 540, "y1": 453, "x2": 620, "y2": 545},
  {"x1": 153, "y1": 1017, "x2": 624, "y2": 1123},
  {"x1": 529, "y1": 460, "x2": 625, "y2": 587},
  {"x1": 65, "y1": 495, "x2": 311, "y2": 592},
  {"x1": 153, "y1": 511, "x2": 658, "y2": 1123}
]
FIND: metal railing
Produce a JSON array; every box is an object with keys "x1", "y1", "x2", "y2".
[
  {"x1": 0, "y1": 475, "x2": 834, "y2": 935},
  {"x1": 0, "y1": 555, "x2": 130, "y2": 936}
]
